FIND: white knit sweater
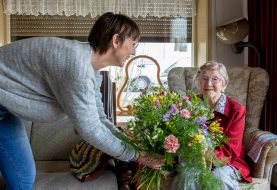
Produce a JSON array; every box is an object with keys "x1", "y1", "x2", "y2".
[{"x1": 0, "y1": 37, "x2": 135, "y2": 161}]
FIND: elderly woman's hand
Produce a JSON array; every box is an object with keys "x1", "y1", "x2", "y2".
[{"x1": 135, "y1": 151, "x2": 165, "y2": 169}]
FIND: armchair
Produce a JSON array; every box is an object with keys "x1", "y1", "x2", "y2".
[{"x1": 168, "y1": 66, "x2": 277, "y2": 190}]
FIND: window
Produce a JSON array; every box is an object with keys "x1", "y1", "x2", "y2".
[
  {"x1": 8, "y1": 14, "x2": 193, "y2": 112},
  {"x1": 9, "y1": 15, "x2": 192, "y2": 72}
]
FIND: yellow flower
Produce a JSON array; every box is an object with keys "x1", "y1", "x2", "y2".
[
  {"x1": 209, "y1": 121, "x2": 222, "y2": 132},
  {"x1": 193, "y1": 134, "x2": 203, "y2": 142},
  {"x1": 158, "y1": 96, "x2": 168, "y2": 104},
  {"x1": 147, "y1": 94, "x2": 157, "y2": 102}
]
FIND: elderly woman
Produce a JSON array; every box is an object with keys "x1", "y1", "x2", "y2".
[{"x1": 171, "y1": 61, "x2": 252, "y2": 190}]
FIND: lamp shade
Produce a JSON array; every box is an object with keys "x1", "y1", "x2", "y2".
[{"x1": 216, "y1": 18, "x2": 249, "y2": 44}]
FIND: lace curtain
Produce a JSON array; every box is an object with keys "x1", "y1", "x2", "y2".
[{"x1": 3, "y1": 0, "x2": 196, "y2": 18}]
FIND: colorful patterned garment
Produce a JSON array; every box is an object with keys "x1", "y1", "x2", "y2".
[
  {"x1": 69, "y1": 140, "x2": 109, "y2": 182},
  {"x1": 247, "y1": 132, "x2": 277, "y2": 163}
]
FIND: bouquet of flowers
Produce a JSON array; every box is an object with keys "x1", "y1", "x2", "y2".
[{"x1": 117, "y1": 87, "x2": 228, "y2": 190}]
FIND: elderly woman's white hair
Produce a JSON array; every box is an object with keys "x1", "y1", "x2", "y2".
[{"x1": 195, "y1": 61, "x2": 229, "y2": 90}]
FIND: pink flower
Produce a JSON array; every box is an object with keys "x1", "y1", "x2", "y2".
[
  {"x1": 180, "y1": 109, "x2": 190, "y2": 119},
  {"x1": 163, "y1": 135, "x2": 180, "y2": 153},
  {"x1": 182, "y1": 96, "x2": 190, "y2": 101}
]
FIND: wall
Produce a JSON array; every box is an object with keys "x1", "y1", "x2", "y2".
[
  {"x1": 194, "y1": 0, "x2": 209, "y2": 67},
  {"x1": 0, "y1": 0, "x2": 9, "y2": 46},
  {"x1": 209, "y1": 0, "x2": 248, "y2": 68}
]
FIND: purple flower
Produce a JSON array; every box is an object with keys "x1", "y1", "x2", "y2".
[
  {"x1": 163, "y1": 114, "x2": 170, "y2": 122},
  {"x1": 163, "y1": 105, "x2": 178, "y2": 121},
  {"x1": 171, "y1": 104, "x2": 179, "y2": 113},
  {"x1": 203, "y1": 125, "x2": 209, "y2": 133},
  {"x1": 196, "y1": 117, "x2": 207, "y2": 126},
  {"x1": 169, "y1": 106, "x2": 174, "y2": 112},
  {"x1": 163, "y1": 111, "x2": 171, "y2": 122},
  {"x1": 196, "y1": 117, "x2": 209, "y2": 133}
]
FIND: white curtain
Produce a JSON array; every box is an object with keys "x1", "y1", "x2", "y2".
[{"x1": 3, "y1": 0, "x2": 196, "y2": 18}]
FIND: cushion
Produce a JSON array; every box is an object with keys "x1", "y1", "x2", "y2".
[
  {"x1": 31, "y1": 118, "x2": 80, "y2": 161},
  {"x1": 69, "y1": 139, "x2": 110, "y2": 182},
  {"x1": 34, "y1": 171, "x2": 118, "y2": 190}
]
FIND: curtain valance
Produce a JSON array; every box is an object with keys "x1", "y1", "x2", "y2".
[{"x1": 3, "y1": 0, "x2": 196, "y2": 18}]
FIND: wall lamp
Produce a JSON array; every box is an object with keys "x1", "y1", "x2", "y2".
[{"x1": 216, "y1": 18, "x2": 261, "y2": 67}]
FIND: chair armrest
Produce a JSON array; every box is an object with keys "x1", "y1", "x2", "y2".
[{"x1": 244, "y1": 129, "x2": 277, "y2": 181}]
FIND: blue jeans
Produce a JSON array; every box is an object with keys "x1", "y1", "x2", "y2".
[{"x1": 0, "y1": 105, "x2": 36, "y2": 190}]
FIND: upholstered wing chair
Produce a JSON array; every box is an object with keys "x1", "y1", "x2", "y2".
[{"x1": 168, "y1": 67, "x2": 277, "y2": 190}]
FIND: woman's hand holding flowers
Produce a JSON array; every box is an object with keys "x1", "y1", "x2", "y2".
[{"x1": 135, "y1": 151, "x2": 165, "y2": 169}]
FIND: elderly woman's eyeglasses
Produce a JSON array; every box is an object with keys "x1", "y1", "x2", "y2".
[{"x1": 200, "y1": 76, "x2": 222, "y2": 84}]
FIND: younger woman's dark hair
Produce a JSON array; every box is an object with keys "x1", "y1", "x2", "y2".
[{"x1": 88, "y1": 12, "x2": 140, "y2": 55}]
